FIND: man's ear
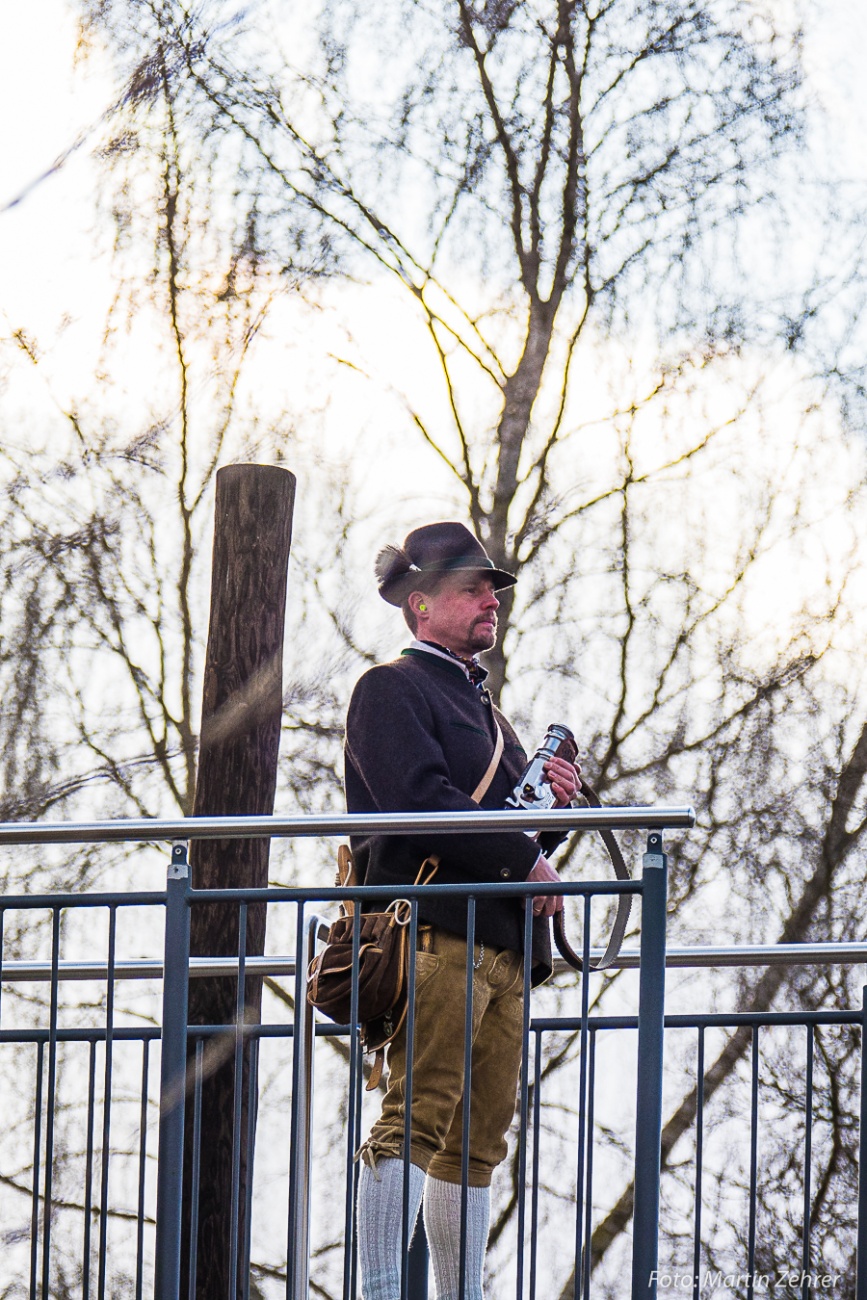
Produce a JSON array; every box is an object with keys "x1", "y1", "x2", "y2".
[{"x1": 408, "y1": 591, "x2": 429, "y2": 619}]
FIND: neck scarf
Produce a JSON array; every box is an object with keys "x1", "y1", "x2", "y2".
[{"x1": 420, "y1": 640, "x2": 489, "y2": 690}]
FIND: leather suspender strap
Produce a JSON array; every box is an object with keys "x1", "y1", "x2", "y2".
[
  {"x1": 471, "y1": 720, "x2": 504, "y2": 803},
  {"x1": 335, "y1": 843, "x2": 357, "y2": 915},
  {"x1": 552, "y1": 781, "x2": 632, "y2": 972}
]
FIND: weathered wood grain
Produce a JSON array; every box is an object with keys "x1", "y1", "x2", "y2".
[{"x1": 180, "y1": 462, "x2": 295, "y2": 1300}]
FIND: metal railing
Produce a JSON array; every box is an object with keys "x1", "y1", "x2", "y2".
[
  {"x1": 0, "y1": 807, "x2": 695, "y2": 846},
  {"x1": 6, "y1": 942, "x2": 867, "y2": 985},
  {"x1": 18, "y1": 803, "x2": 864, "y2": 1300},
  {"x1": 141, "y1": 807, "x2": 682, "y2": 1300}
]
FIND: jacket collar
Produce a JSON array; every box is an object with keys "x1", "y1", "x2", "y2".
[{"x1": 401, "y1": 640, "x2": 489, "y2": 688}]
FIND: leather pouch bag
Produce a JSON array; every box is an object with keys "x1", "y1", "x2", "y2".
[
  {"x1": 306, "y1": 848, "x2": 437, "y2": 1060},
  {"x1": 306, "y1": 889, "x2": 412, "y2": 1030}
]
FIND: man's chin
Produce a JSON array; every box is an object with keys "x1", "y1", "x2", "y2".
[{"x1": 471, "y1": 626, "x2": 497, "y2": 653}]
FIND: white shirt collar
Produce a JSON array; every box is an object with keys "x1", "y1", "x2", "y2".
[{"x1": 409, "y1": 639, "x2": 474, "y2": 681}]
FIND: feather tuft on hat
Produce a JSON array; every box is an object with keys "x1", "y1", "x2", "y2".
[{"x1": 374, "y1": 543, "x2": 418, "y2": 591}]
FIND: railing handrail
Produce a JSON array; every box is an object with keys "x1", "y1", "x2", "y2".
[
  {"x1": 0, "y1": 879, "x2": 635, "y2": 912},
  {"x1": 4, "y1": 942, "x2": 867, "y2": 984},
  {"x1": 0, "y1": 804, "x2": 695, "y2": 846}
]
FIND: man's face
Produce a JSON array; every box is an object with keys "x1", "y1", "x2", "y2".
[{"x1": 416, "y1": 572, "x2": 500, "y2": 657}]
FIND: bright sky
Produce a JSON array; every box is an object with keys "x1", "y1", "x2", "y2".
[
  {"x1": 2, "y1": 0, "x2": 867, "y2": 674},
  {"x1": 4, "y1": 0, "x2": 867, "y2": 365},
  {"x1": 1, "y1": 4, "x2": 109, "y2": 303}
]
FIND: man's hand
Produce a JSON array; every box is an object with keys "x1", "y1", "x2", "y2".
[
  {"x1": 526, "y1": 855, "x2": 563, "y2": 917},
  {"x1": 544, "y1": 756, "x2": 582, "y2": 806}
]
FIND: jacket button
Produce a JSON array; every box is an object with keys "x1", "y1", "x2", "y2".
[{"x1": 499, "y1": 868, "x2": 511, "y2": 879}]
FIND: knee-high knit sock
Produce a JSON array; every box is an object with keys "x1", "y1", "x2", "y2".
[
  {"x1": 357, "y1": 1158, "x2": 425, "y2": 1300},
  {"x1": 423, "y1": 1176, "x2": 490, "y2": 1300}
]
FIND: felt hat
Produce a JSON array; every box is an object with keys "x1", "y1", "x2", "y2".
[{"x1": 375, "y1": 522, "x2": 517, "y2": 606}]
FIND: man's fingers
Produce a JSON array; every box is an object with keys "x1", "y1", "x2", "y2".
[
  {"x1": 527, "y1": 855, "x2": 562, "y2": 915},
  {"x1": 544, "y1": 757, "x2": 582, "y2": 802},
  {"x1": 532, "y1": 894, "x2": 564, "y2": 916}
]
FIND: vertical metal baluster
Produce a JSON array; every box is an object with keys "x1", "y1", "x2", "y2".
[
  {"x1": 350, "y1": 1004, "x2": 365, "y2": 1300},
  {"x1": 287, "y1": 907, "x2": 318, "y2": 1300},
  {"x1": 154, "y1": 842, "x2": 191, "y2": 1300},
  {"x1": 30, "y1": 1040, "x2": 44, "y2": 1300},
  {"x1": 458, "y1": 897, "x2": 477, "y2": 1300},
  {"x1": 286, "y1": 903, "x2": 304, "y2": 1300},
  {"x1": 583, "y1": 1028, "x2": 597, "y2": 1300},
  {"x1": 857, "y1": 986, "x2": 867, "y2": 1300},
  {"x1": 632, "y1": 833, "x2": 668, "y2": 1300},
  {"x1": 746, "y1": 1026, "x2": 760, "y2": 1300},
  {"x1": 692, "y1": 1028, "x2": 705, "y2": 1300},
  {"x1": 97, "y1": 906, "x2": 117, "y2": 1300},
  {"x1": 242, "y1": 1033, "x2": 259, "y2": 1300},
  {"x1": 801, "y1": 1026, "x2": 814, "y2": 1300},
  {"x1": 41, "y1": 907, "x2": 61, "y2": 1300},
  {"x1": 516, "y1": 900, "x2": 535, "y2": 1300},
  {"x1": 403, "y1": 885, "x2": 433, "y2": 1297},
  {"x1": 135, "y1": 1039, "x2": 149, "y2": 1300},
  {"x1": 83, "y1": 1039, "x2": 97, "y2": 1300},
  {"x1": 529, "y1": 1025, "x2": 543, "y2": 1300},
  {"x1": 189, "y1": 1039, "x2": 204, "y2": 1300},
  {"x1": 342, "y1": 895, "x2": 363, "y2": 1300},
  {"x1": 400, "y1": 903, "x2": 419, "y2": 1300},
  {"x1": 229, "y1": 902, "x2": 249, "y2": 1300},
  {"x1": 572, "y1": 894, "x2": 592, "y2": 1299}
]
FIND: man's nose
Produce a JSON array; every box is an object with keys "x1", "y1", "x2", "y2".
[{"x1": 483, "y1": 590, "x2": 499, "y2": 610}]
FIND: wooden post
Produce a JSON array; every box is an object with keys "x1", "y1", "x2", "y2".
[{"x1": 180, "y1": 463, "x2": 296, "y2": 1300}]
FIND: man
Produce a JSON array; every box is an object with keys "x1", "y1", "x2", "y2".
[{"x1": 344, "y1": 522, "x2": 581, "y2": 1300}]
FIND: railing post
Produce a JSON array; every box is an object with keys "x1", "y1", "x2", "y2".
[
  {"x1": 154, "y1": 842, "x2": 191, "y2": 1300},
  {"x1": 287, "y1": 910, "x2": 319, "y2": 1300},
  {"x1": 632, "y1": 831, "x2": 668, "y2": 1299},
  {"x1": 856, "y1": 985, "x2": 867, "y2": 1300}
]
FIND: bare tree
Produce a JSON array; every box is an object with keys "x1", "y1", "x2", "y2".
[
  {"x1": 72, "y1": 0, "x2": 807, "y2": 690},
  {"x1": 4, "y1": 0, "x2": 867, "y2": 1294}
]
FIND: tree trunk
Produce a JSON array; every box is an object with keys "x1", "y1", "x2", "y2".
[
  {"x1": 480, "y1": 298, "x2": 556, "y2": 700},
  {"x1": 556, "y1": 719, "x2": 867, "y2": 1298},
  {"x1": 180, "y1": 462, "x2": 296, "y2": 1300}
]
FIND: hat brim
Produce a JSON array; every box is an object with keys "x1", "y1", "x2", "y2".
[{"x1": 380, "y1": 562, "x2": 517, "y2": 607}]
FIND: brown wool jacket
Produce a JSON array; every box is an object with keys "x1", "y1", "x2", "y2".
[{"x1": 344, "y1": 648, "x2": 566, "y2": 982}]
